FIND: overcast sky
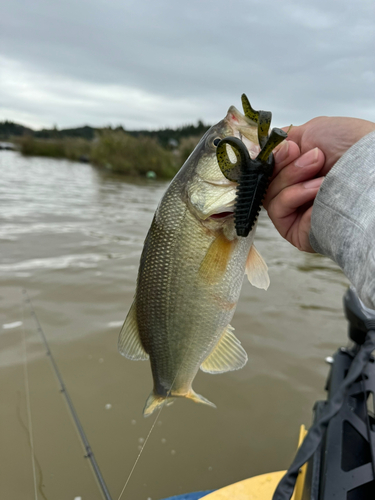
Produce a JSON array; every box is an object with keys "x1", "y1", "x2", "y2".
[{"x1": 1, "y1": 0, "x2": 374, "y2": 130}]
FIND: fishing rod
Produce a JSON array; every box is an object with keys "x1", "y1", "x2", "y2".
[{"x1": 22, "y1": 289, "x2": 113, "y2": 500}]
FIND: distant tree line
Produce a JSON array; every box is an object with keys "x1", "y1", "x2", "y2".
[
  {"x1": 126, "y1": 120, "x2": 209, "y2": 148},
  {"x1": 0, "y1": 119, "x2": 211, "y2": 178},
  {"x1": 0, "y1": 120, "x2": 210, "y2": 147}
]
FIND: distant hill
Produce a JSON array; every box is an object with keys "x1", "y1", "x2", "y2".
[
  {"x1": 0, "y1": 120, "x2": 34, "y2": 138},
  {"x1": 0, "y1": 120, "x2": 210, "y2": 147},
  {"x1": 0, "y1": 121, "x2": 97, "y2": 141}
]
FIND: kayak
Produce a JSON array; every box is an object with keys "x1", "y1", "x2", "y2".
[
  {"x1": 161, "y1": 471, "x2": 295, "y2": 500},
  {"x1": 163, "y1": 288, "x2": 375, "y2": 500},
  {"x1": 161, "y1": 426, "x2": 307, "y2": 500}
]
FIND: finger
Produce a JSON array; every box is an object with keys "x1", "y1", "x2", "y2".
[
  {"x1": 272, "y1": 139, "x2": 300, "y2": 178},
  {"x1": 266, "y1": 177, "x2": 324, "y2": 237},
  {"x1": 298, "y1": 205, "x2": 315, "y2": 252},
  {"x1": 287, "y1": 205, "x2": 315, "y2": 253},
  {"x1": 280, "y1": 124, "x2": 306, "y2": 146},
  {"x1": 264, "y1": 147, "x2": 325, "y2": 209}
]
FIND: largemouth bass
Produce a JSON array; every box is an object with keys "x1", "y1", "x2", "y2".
[{"x1": 119, "y1": 105, "x2": 270, "y2": 416}]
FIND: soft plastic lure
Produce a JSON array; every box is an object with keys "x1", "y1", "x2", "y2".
[{"x1": 216, "y1": 94, "x2": 287, "y2": 237}]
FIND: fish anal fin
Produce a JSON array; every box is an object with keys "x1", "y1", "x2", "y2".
[
  {"x1": 245, "y1": 244, "x2": 270, "y2": 290},
  {"x1": 200, "y1": 325, "x2": 248, "y2": 374},
  {"x1": 118, "y1": 302, "x2": 149, "y2": 361},
  {"x1": 199, "y1": 232, "x2": 234, "y2": 284}
]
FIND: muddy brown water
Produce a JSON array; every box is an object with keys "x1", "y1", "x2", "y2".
[{"x1": 0, "y1": 151, "x2": 349, "y2": 500}]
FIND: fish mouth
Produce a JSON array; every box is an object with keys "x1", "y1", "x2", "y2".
[
  {"x1": 224, "y1": 105, "x2": 260, "y2": 159},
  {"x1": 210, "y1": 211, "x2": 233, "y2": 220},
  {"x1": 225, "y1": 105, "x2": 256, "y2": 127},
  {"x1": 209, "y1": 207, "x2": 234, "y2": 220}
]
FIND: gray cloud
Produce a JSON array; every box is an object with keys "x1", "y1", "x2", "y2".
[{"x1": 1, "y1": 0, "x2": 374, "y2": 129}]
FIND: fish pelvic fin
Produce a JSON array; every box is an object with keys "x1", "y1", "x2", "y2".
[{"x1": 118, "y1": 301, "x2": 149, "y2": 361}]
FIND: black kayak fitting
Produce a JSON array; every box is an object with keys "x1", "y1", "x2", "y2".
[{"x1": 273, "y1": 288, "x2": 375, "y2": 500}]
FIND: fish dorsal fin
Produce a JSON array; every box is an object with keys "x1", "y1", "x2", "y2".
[
  {"x1": 200, "y1": 325, "x2": 248, "y2": 373},
  {"x1": 118, "y1": 302, "x2": 149, "y2": 360},
  {"x1": 245, "y1": 244, "x2": 270, "y2": 290}
]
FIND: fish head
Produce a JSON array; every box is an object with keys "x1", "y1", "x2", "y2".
[{"x1": 180, "y1": 106, "x2": 260, "y2": 234}]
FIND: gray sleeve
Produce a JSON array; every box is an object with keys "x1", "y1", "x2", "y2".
[{"x1": 309, "y1": 130, "x2": 375, "y2": 309}]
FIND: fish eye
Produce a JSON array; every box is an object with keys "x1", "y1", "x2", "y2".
[{"x1": 213, "y1": 138, "x2": 221, "y2": 147}]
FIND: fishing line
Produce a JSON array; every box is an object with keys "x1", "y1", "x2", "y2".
[
  {"x1": 117, "y1": 406, "x2": 163, "y2": 500},
  {"x1": 23, "y1": 289, "x2": 216, "y2": 499},
  {"x1": 116, "y1": 359, "x2": 183, "y2": 499},
  {"x1": 22, "y1": 286, "x2": 165, "y2": 500},
  {"x1": 116, "y1": 305, "x2": 222, "y2": 498},
  {"x1": 21, "y1": 301, "x2": 39, "y2": 500},
  {"x1": 116, "y1": 370, "x2": 188, "y2": 499},
  {"x1": 22, "y1": 289, "x2": 113, "y2": 500},
  {"x1": 15, "y1": 390, "x2": 48, "y2": 500}
]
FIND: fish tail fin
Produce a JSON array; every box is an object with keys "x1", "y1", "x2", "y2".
[
  {"x1": 143, "y1": 389, "x2": 216, "y2": 416},
  {"x1": 187, "y1": 390, "x2": 217, "y2": 409},
  {"x1": 143, "y1": 392, "x2": 175, "y2": 417}
]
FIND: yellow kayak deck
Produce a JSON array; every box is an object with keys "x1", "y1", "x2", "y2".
[
  {"x1": 203, "y1": 471, "x2": 286, "y2": 500},
  {"x1": 204, "y1": 425, "x2": 307, "y2": 500}
]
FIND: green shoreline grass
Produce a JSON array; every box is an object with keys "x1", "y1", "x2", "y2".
[{"x1": 14, "y1": 130, "x2": 202, "y2": 179}]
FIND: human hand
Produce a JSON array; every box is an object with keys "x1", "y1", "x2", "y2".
[
  {"x1": 283, "y1": 117, "x2": 375, "y2": 173},
  {"x1": 264, "y1": 117, "x2": 375, "y2": 252}
]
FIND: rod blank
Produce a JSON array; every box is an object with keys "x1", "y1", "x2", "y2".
[{"x1": 23, "y1": 289, "x2": 113, "y2": 500}]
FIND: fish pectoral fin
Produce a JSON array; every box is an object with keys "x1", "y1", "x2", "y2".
[
  {"x1": 200, "y1": 325, "x2": 248, "y2": 374},
  {"x1": 118, "y1": 302, "x2": 149, "y2": 361},
  {"x1": 245, "y1": 244, "x2": 270, "y2": 290},
  {"x1": 199, "y1": 232, "x2": 234, "y2": 284}
]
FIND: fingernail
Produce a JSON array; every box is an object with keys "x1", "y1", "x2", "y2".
[
  {"x1": 303, "y1": 177, "x2": 324, "y2": 189},
  {"x1": 274, "y1": 140, "x2": 289, "y2": 162},
  {"x1": 295, "y1": 147, "x2": 319, "y2": 167}
]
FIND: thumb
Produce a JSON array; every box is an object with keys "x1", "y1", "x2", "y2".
[{"x1": 282, "y1": 124, "x2": 305, "y2": 147}]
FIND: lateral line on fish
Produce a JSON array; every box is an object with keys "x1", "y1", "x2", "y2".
[{"x1": 21, "y1": 299, "x2": 39, "y2": 500}]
